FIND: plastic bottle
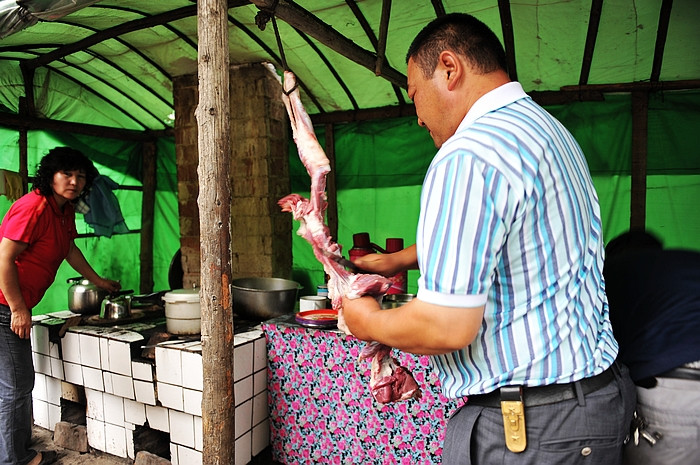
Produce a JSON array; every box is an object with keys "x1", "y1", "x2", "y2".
[{"x1": 385, "y1": 238, "x2": 407, "y2": 294}]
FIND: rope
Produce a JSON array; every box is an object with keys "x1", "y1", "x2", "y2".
[{"x1": 254, "y1": 0, "x2": 298, "y2": 95}]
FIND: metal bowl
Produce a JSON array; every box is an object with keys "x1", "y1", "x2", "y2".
[
  {"x1": 232, "y1": 277, "x2": 301, "y2": 320},
  {"x1": 381, "y1": 293, "x2": 416, "y2": 309}
]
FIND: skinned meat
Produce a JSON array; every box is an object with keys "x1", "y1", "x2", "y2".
[
  {"x1": 275, "y1": 68, "x2": 422, "y2": 404},
  {"x1": 359, "y1": 342, "x2": 422, "y2": 403}
]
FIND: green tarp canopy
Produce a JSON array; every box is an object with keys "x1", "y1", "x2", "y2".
[{"x1": 0, "y1": 1, "x2": 699, "y2": 309}]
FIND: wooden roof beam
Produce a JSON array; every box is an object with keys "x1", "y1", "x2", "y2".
[
  {"x1": 0, "y1": 111, "x2": 171, "y2": 141},
  {"x1": 24, "y1": 0, "x2": 248, "y2": 70},
  {"x1": 249, "y1": 0, "x2": 407, "y2": 88},
  {"x1": 375, "y1": 0, "x2": 391, "y2": 75},
  {"x1": 579, "y1": 0, "x2": 603, "y2": 85},
  {"x1": 431, "y1": 0, "x2": 446, "y2": 17},
  {"x1": 497, "y1": 0, "x2": 517, "y2": 81},
  {"x1": 345, "y1": 0, "x2": 378, "y2": 49},
  {"x1": 651, "y1": 0, "x2": 673, "y2": 82}
]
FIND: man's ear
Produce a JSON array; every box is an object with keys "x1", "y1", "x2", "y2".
[{"x1": 438, "y1": 51, "x2": 462, "y2": 91}]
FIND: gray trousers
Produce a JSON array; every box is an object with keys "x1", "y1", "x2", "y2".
[
  {"x1": 623, "y1": 377, "x2": 700, "y2": 465},
  {"x1": 442, "y1": 363, "x2": 636, "y2": 465}
]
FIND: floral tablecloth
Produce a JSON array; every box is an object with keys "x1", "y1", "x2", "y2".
[{"x1": 261, "y1": 321, "x2": 465, "y2": 464}]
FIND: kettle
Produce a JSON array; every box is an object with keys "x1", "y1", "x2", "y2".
[
  {"x1": 100, "y1": 292, "x2": 133, "y2": 320},
  {"x1": 67, "y1": 277, "x2": 109, "y2": 314}
]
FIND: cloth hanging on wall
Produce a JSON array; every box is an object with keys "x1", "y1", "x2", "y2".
[
  {"x1": 83, "y1": 175, "x2": 129, "y2": 237},
  {"x1": 0, "y1": 169, "x2": 23, "y2": 201}
]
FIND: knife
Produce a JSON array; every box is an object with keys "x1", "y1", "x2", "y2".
[{"x1": 324, "y1": 251, "x2": 364, "y2": 273}]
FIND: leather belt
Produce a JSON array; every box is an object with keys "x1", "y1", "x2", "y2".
[{"x1": 467, "y1": 366, "x2": 615, "y2": 408}]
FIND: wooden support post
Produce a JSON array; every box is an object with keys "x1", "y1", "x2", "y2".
[
  {"x1": 630, "y1": 91, "x2": 648, "y2": 230},
  {"x1": 196, "y1": 1, "x2": 234, "y2": 464},
  {"x1": 139, "y1": 141, "x2": 156, "y2": 293},
  {"x1": 324, "y1": 123, "x2": 338, "y2": 247}
]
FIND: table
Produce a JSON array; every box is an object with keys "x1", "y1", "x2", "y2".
[{"x1": 262, "y1": 317, "x2": 464, "y2": 464}]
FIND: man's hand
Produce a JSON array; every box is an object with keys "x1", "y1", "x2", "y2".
[{"x1": 352, "y1": 244, "x2": 418, "y2": 277}]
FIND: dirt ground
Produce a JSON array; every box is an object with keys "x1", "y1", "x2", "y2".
[
  {"x1": 31, "y1": 425, "x2": 131, "y2": 464},
  {"x1": 31, "y1": 425, "x2": 281, "y2": 464}
]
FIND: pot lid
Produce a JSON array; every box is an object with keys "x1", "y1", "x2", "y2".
[{"x1": 163, "y1": 288, "x2": 200, "y2": 303}]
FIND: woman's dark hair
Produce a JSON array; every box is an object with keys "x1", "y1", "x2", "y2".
[
  {"x1": 33, "y1": 147, "x2": 99, "y2": 197},
  {"x1": 406, "y1": 13, "x2": 507, "y2": 78}
]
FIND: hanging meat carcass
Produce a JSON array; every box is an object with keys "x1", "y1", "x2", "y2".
[{"x1": 274, "y1": 68, "x2": 421, "y2": 403}]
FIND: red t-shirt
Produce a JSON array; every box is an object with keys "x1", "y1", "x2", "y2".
[{"x1": 0, "y1": 190, "x2": 77, "y2": 309}]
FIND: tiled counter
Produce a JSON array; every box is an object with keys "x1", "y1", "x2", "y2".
[
  {"x1": 262, "y1": 316, "x2": 466, "y2": 464},
  {"x1": 30, "y1": 311, "x2": 269, "y2": 464}
]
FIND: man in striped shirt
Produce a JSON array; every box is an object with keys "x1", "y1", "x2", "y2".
[{"x1": 343, "y1": 13, "x2": 635, "y2": 464}]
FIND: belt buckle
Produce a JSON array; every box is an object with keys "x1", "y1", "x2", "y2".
[{"x1": 500, "y1": 386, "x2": 527, "y2": 453}]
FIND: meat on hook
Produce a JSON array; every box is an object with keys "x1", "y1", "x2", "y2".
[{"x1": 273, "y1": 67, "x2": 421, "y2": 403}]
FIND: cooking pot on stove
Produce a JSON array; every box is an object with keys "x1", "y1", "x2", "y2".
[
  {"x1": 67, "y1": 277, "x2": 109, "y2": 314},
  {"x1": 99, "y1": 291, "x2": 134, "y2": 320}
]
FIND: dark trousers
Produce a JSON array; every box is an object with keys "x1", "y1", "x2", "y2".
[
  {"x1": 443, "y1": 363, "x2": 636, "y2": 465},
  {"x1": 0, "y1": 304, "x2": 37, "y2": 465}
]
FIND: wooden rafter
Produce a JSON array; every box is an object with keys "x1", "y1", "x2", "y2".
[
  {"x1": 651, "y1": 0, "x2": 674, "y2": 82},
  {"x1": 497, "y1": 0, "x2": 517, "y2": 81},
  {"x1": 431, "y1": 0, "x2": 445, "y2": 17},
  {"x1": 345, "y1": 0, "x2": 378, "y2": 49},
  {"x1": 295, "y1": 30, "x2": 358, "y2": 110},
  {"x1": 375, "y1": 0, "x2": 391, "y2": 75},
  {"x1": 249, "y1": 0, "x2": 407, "y2": 88},
  {"x1": 579, "y1": 0, "x2": 603, "y2": 85},
  {"x1": 344, "y1": 0, "x2": 405, "y2": 105},
  {"x1": 54, "y1": 19, "x2": 175, "y2": 81}
]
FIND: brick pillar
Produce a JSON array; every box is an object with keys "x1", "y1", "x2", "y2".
[
  {"x1": 172, "y1": 64, "x2": 292, "y2": 287},
  {"x1": 173, "y1": 74, "x2": 201, "y2": 289}
]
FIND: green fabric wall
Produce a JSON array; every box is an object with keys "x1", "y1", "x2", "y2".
[
  {"x1": 0, "y1": 128, "x2": 179, "y2": 314},
  {"x1": 1, "y1": 89, "x2": 698, "y2": 310},
  {"x1": 289, "y1": 90, "x2": 700, "y2": 296}
]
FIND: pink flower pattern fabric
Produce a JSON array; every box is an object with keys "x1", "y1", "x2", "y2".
[{"x1": 262, "y1": 323, "x2": 465, "y2": 464}]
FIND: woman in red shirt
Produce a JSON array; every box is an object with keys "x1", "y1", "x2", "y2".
[{"x1": 0, "y1": 147, "x2": 120, "y2": 465}]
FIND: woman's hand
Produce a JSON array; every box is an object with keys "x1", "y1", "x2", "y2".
[
  {"x1": 10, "y1": 308, "x2": 32, "y2": 339},
  {"x1": 97, "y1": 278, "x2": 121, "y2": 293}
]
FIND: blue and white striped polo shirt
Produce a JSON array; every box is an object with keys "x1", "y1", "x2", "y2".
[{"x1": 416, "y1": 81, "x2": 618, "y2": 398}]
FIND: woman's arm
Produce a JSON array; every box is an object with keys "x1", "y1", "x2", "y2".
[
  {"x1": 65, "y1": 241, "x2": 121, "y2": 293},
  {"x1": 0, "y1": 237, "x2": 32, "y2": 339}
]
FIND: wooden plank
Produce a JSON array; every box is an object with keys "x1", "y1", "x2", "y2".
[
  {"x1": 139, "y1": 142, "x2": 156, "y2": 294},
  {"x1": 630, "y1": 91, "x2": 649, "y2": 230},
  {"x1": 196, "y1": 0, "x2": 235, "y2": 463}
]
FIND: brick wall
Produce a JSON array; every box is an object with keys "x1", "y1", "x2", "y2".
[{"x1": 172, "y1": 64, "x2": 292, "y2": 288}]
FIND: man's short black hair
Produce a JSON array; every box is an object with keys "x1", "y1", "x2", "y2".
[{"x1": 406, "y1": 13, "x2": 507, "y2": 78}]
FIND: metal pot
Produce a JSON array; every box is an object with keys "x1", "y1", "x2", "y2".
[
  {"x1": 67, "y1": 277, "x2": 109, "y2": 314},
  {"x1": 100, "y1": 293, "x2": 133, "y2": 320},
  {"x1": 381, "y1": 294, "x2": 416, "y2": 309},
  {"x1": 232, "y1": 277, "x2": 301, "y2": 320}
]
